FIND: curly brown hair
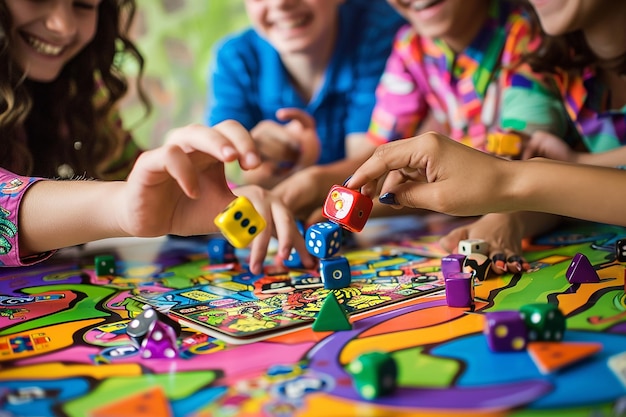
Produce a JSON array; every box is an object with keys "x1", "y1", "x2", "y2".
[{"x1": 0, "y1": 0, "x2": 150, "y2": 179}]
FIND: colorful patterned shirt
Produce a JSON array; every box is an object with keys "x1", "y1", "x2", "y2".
[
  {"x1": 556, "y1": 68, "x2": 626, "y2": 153},
  {"x1": 0, "y1": 169, "x2": 53, "y2": 266},
  {"x1": 368, "y1": 0, "x2": 568, "y2": 151}
]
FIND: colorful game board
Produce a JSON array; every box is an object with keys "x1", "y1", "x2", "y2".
[{"x1": 1, "y1": 220, "x2": 626, "y2": 417}]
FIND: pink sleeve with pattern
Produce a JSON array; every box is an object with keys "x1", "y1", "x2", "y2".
[{"x1": 0, "y1": 168, "x2": 55, "y2": 266}]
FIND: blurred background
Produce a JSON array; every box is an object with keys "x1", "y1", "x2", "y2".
[{"x1": 121, "y1": 0, "x2": 249, "y2": 149}]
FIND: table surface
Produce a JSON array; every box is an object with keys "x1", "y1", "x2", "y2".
[{"x1": 1, "y1": 216, "x2": 625, "y2": 417}]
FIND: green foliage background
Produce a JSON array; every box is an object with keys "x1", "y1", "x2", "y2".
[{"x1": 122, "y1": 0, "x2": 249, "y2": 149}]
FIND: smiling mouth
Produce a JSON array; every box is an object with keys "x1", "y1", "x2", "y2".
[
  {"x1": 410, "y1": 0, "x2": 445, "y2": 11},
  {"x1": 273, "y1": 15, "x2": 310, "y2": 31},
  {"x1": 22, "y1": 34, "x2": 64, "y2": 56}
]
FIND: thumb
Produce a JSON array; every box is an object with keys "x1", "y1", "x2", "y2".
[{"x1": 276, "y1": 108, "x2": 315, "y2": 129}]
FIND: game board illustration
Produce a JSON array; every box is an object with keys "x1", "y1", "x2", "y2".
[
  {"x1": 134, "y1": 245, "x2": 445, "y2": 343},
  {"x1": 1, "y1": 221, "x2": 626, "y2": 417}
]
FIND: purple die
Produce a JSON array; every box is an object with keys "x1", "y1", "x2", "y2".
[
  {"x1": 140, "y1": 320, "x2": 179, "y2": 359},
  {"x1": 305, "y1": 222, "x2": 342, "y2": 258},
  {"x1": 444, "y1": 272, "x2": 474, "y2": 308},
  {"x1": 207, "y1": 237, "x2": 236, "y2": 264},
  {"x1": 441, "y1": 253, "x2": 466, "y2": 279},
  {"x1": 484, "y1": 310, "x2": 527, "y2": 352},
  {"x1": 320, "y1": 256, "x2": 351, "y2": 289},
  {"x1": 566, "y1": 253, "x2": 600, "y2": 283}
]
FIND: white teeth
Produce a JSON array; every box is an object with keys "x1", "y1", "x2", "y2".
[
  {"x1": 26, "y1": 35, "x2": 63, "y2": 56},
  {"x1": 275, "y1": 17, "x2": 307, "y2": 30},
  {"x1": 411, "y1": 0, "x2": 442, "y2": 11}
]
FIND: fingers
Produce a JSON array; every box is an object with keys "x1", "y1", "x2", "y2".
[
  {"x1": 276, "y1": 108, "x2": 316, "y2": 129},
  {"x1": 165, "y1": 122, "x2": 261, "y2": 170}
]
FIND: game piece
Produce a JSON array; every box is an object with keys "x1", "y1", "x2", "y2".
[
  {"x1": 519, "y1": 303, "x2": 566, "y2": 342},
  {"x1": 140, "y1": 320, "x2": 179, "y2": 359},
  {"x1": 527, "y1": 341, "x2": 602, "y2": 374},
  {"x1": 213, "y1": 196, "x2": 267, "y2": 248},
  {"x1": 347, "y1": 351, "x2": 398, "y2": 400},
  {"x1": 312, "y1": 292, "x2": 352, "y2": 332},
  {"x1": 320, "y1": 256, "x2": 351, "y2": 290},
  {"x1": 486, "y1": 132, "x2": 522, "y2": 157},
  {"x1": 305, "y1": 221, "x2": 343, "y2": 258},
  {"x1": 483, "y1": 310, "x2": 527, "y2": 352},
  {"x1": 207, "y1": 237, "x2": 236, "y2": 264},
  {"x1": 608, "y1": 351, "x2": 626, "y2": 388},
  {"x1": 95, "y1": 254, "x2": 116, "y2": 276},
  {"x1": 458, "y1": 239, "x2": 489, "y2": 256},
  {"x1": 441, "y1": 253, "x2": 467, "y2": 279},
  {"x1": 565, "y1": 252, "x2": 600, "y2": 283},
  {"x1": 322, "y1": 185, "x2": 373, "y2": 233},
  {"x1": 444, "y1": 272, "x2": 475, "y2": 308},
  {"x1": 463, "y1": 253, "x2": 492, "y2": 281},
  {"x1": 616, "y1": 238, "x2": 626, "y2": 262}
]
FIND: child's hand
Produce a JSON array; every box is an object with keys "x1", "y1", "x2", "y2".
[
  {"x1": 522, "y1": 130, "x2": 577, "y2": 162},
  {"x1": 242, "y1": 108, "x2": 320, "y2": 187},
  {"x1": 345, "y1": 132, "x2": 514, "y2": 216},
  {"x1": 232, "y1": 185, "x2": 315, "y2": 273}
]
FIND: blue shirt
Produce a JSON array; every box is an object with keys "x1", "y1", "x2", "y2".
[{"x1": 205, "y1": 0, "x2": 404, "y2": 165}]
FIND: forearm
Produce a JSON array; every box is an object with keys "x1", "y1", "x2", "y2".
[
  {"x1": 19, "y1": 180, "x2": 127, "y2": 255},
  {"x1": 576, "y1": 146, "x2": 626, "y2": 168},
  {"x1": 513, "y1": 159, "x2": 626, "y2": 226}
]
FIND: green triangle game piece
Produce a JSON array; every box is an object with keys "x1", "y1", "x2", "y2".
[{"x1": 312, "y1": 292, "x2": 352, "y2": 332}]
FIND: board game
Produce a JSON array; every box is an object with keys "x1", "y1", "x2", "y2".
[{"x1": 1, "y1": 219, "x2": 626, "y2": 417}]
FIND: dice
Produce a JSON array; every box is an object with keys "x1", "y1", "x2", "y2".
[
  {"x1": 520, "y1": 303, "x2": 566, "y2": 341},
  {"x1": 305, "y1": 222, "x2": 342, "y2": 258},
  {"x1": 95, "y1": 254, "x2": 116, "y2": 276},
  {"x1": 140, "y1": 320, "x2": 179, "y2": 359},
  {"x1": 347, "y1": 351, "x2": 398, "y2": 400},
  {"x1": 214, "y1": 196, "x2": 266, "y2": 248},
  {"x1": 484, "y1": 310, "x2": 527, "y2": 352},
  {"x1": 207, "y1": 237, "x2": 236, "y2": 264},
  {"x1": 616, "y1": 239, "x2": 626, "y2": 262},
  {"x1": 444, "y1": 272, "x2": 474, "y2": 308},
  {"x1": 322, "y1": 185, "x2": 373, "y2": 233},
  {"x1": 127, "y1": 307, "x2": 181, "y2": 349},
  {"x1": 458, "y1": 239, "x2": 489, "y2": 256},
  {"x1": 320, "y1": 256, "x2": 351, "y2": 289}
]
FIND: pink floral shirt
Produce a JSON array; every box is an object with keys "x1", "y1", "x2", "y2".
[{"x1": 0, "y1": 169, "x2": 54, "y2": 266}]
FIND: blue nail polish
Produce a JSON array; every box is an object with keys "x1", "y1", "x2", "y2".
[
  {"x1": 379, "y1": 192, "x2": 397, "y2": 205},
  {"x1": 342, "y1": 175, "x2": 353, "y2": 186}
]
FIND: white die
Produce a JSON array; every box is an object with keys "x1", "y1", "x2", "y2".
[{"x1": 458, "y1": 239, "x2": 489, "y2": 256}]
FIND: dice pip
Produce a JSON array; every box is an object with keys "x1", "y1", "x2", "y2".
[
  {"x1": 458, "y1": 239, "x2": 489, "y2": 256},
  {"x1": 323, "y1": 185, "x2": 373, "y2": 233},
  {"x1": 214, "y1": 196, "x2": 266, "y2": 248}
]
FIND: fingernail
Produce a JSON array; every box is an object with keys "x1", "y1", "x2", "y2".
[
  {"x1": 222, "y1": 146, "x2": 236, "y2": 159},
  {"x1": 492, "y1": 254, "x2": 506, "y2": 270},
  {"x1": 245, "y1": 152, "x2": 261, "y2": 167},
  {"x1": 379, "y1": 192, "x2": 397, "y2": 205},
  {"x1": 343, "y1": 175, "x2": 352, "y2": 186}
]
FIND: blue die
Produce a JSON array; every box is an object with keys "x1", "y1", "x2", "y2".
[
  {"x1": 305, "y1": 222, "x2": 342, "y2": 258},
  {"x1": 320, "y1": 256, "x2": 351, "y2": 289},
  {"x1": 207, "y1": 237, "x2": 236, "y2": 264}
]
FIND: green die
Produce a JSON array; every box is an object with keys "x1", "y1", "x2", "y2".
[
  {"x1": 95, "y1": 255, "x2": 116, "y2": 276},
  {"x1": 520, "y1": 303, "x2": 566, "y2": 341},
  {"x1": 347, "y1": 351, "x2": 397, "y2": 400}
]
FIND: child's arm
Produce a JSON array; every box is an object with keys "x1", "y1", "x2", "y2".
[
  {"x1": 346, "y1": 132, "x2": 626, "y2": 227},
  {"x1": 17, "y1": 122, "x2": 313, "y2": 273}
]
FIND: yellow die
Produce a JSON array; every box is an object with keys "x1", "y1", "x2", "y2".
[{"x1": 214, "y1": 196, "x2": 266, "y2": 248}]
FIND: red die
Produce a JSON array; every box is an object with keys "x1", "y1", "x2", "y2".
[{"x1": 322, "y1": 185, "x2": 373, "y2": 233}]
